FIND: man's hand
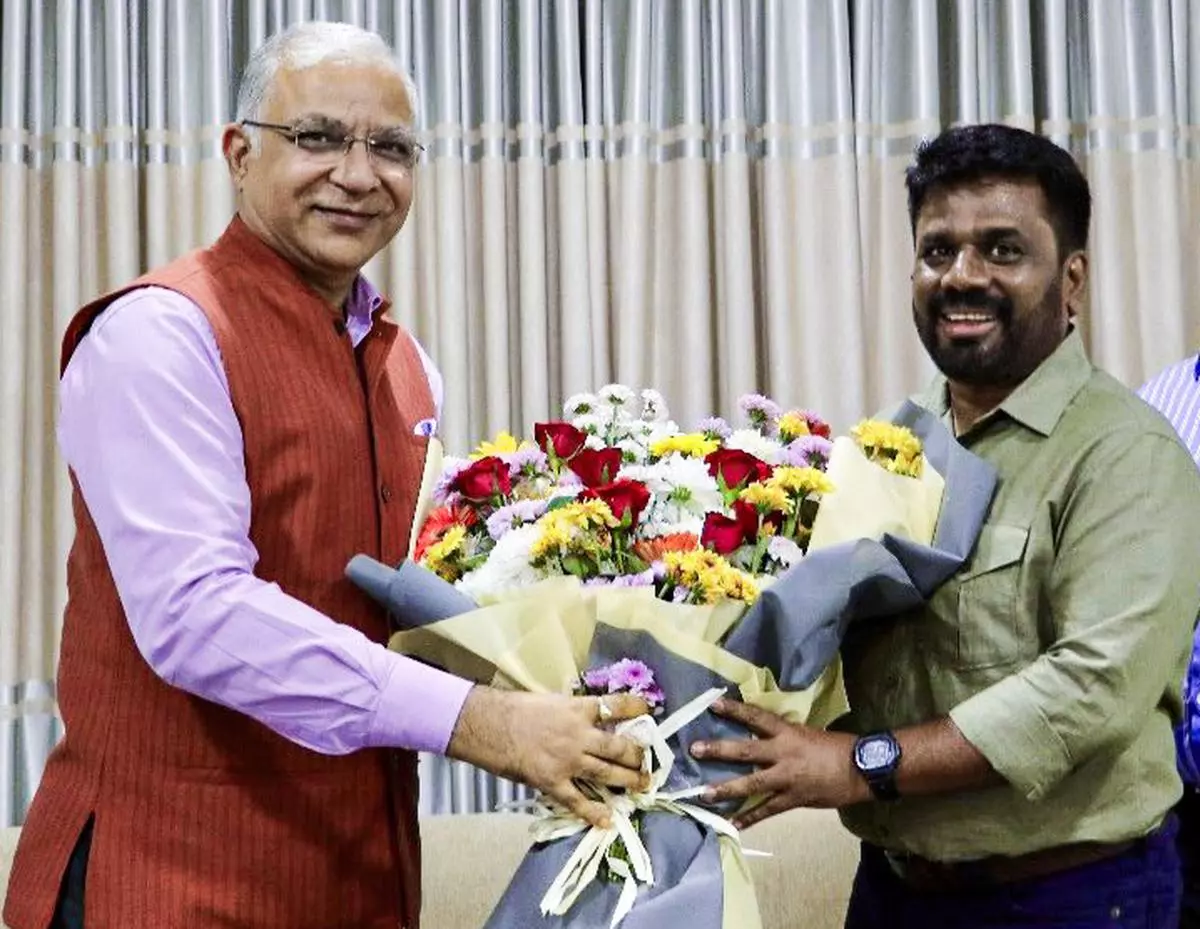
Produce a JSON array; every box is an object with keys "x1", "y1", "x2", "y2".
[
  {"x1": 446, "y1": 687, "x2": 650, "y2": 829},
  {"x1": 691, "y1": 700, "x2": 1000, "y2": 829},
  {"x1": 689, "y1": 697, "x2": 867, "y2": 829}
]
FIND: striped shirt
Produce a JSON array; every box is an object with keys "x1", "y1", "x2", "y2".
[
  {"x1": 1139, "y1": 353, "x2": 1200, "y2": 785},
  {"x1": 1139, "y1": 354, "x2": 1200, "y2": 464}
]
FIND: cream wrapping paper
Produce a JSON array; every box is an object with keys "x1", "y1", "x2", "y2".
[{"x1": 349, "y1": 400, "x2": 999, "y2": 927}]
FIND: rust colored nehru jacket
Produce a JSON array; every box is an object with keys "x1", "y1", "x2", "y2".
[{"x1": 5, "y1": 217, "x2": 433, "y2": 929}]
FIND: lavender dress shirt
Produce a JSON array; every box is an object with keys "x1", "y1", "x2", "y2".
[{"x1": 58, "y1": 278, "x2": 473, "y2": 756}]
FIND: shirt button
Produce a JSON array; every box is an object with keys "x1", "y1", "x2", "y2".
[{"x1": 380, "y1": 484, "x2": 393, "y2": 503}]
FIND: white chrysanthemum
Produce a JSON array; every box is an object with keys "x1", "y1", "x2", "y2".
[
  {"x1": 641, "y1": 514, "x2": 704, "y2": 539},
  {"x1": 640, "y1": 388, "x2": 670, "y2": 422},
  {"x1": 564, "y1": 393, "x2": 599, "y2": 418},
  {"x1": 456, "y1": 524, "x2": 543, "y2": 600},
  {"x1": 599, "y1": 383, "x2": 637, "y2": 408},
  {"x1": 572, "y1": 413, "x2": 603, "y2": 436},
  {"x1": 644, "y1": 420, "x2": 681, "y2": 445},
  {"x1": 767, "y1": 536, "x2": 804, "y2": 569},
  {"x1": 619, "y1": 462, "x2": 670, "y2": 493},
  {"x1": 656, "y1": 454, "x2": 723, "y2": 512},
  {"x1": 725, "y1": 428, "x2": 785, "y2": 464},
  {"x1": 617, "y1": 437, "x2": 649, "y2": 464},
  {"x1": 623, "y1": 455, "x2": 721, "y2": 532}
]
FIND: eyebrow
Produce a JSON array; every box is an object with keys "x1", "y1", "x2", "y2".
[
  {"x1": 289, "y1": 113, "x2": 410, "y2": 134},
  {"x1": 918, "y1": 225, "x2": 1026, "y2": 246}
]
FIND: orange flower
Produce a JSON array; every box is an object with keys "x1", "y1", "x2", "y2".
[
  {"x1": 414, "y1": 505, "x2": 477, "y2": 562},
  {"x1": 633, "y1": 533, "x2": 699, "y2": 564}
]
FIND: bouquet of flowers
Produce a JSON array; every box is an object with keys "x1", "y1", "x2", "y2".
[{"x1": 348, "y1": 386, "x2": 997, "y2": 929}]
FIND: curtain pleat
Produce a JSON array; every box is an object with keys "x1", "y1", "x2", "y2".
[{"x1": 2, "y1": 0, "x2": 1198, "y2": 822}]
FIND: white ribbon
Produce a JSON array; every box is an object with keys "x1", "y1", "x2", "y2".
[{"x1": 523, "y1": 687, "x2": 749, "y2": 928}]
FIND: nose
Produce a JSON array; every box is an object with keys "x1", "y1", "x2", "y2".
[
  {"x1": 329, "y1": 139, "x2": 379, "y2": 192},
  {"x1": 942, "y1": 245, "x2": 989, "y2": 290}
]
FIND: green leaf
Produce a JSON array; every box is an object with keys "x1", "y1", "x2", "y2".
[{"x1": 562, "y1": 554, "x2": 591, "y2": 577}]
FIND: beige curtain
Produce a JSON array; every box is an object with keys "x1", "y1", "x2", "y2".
[{"x1": 3, "y1": 0, "x2": 1198, "y2": 823}]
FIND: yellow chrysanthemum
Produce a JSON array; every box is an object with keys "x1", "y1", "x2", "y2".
[
  {"x1": 850, "y1": 420, "x2": 924, "y2": 478},
  {"x1": 529, "y1": 500, "x2": 618, "y2": 561},
  {"x1": 558, "y1": 499, "x2": 619, "y2": 531},
  {"x1": 767, "y1": 466, "x2": 836, "y2": 498},
  {"x1": 778, "y1": 411, "x2": 811, "y2": 442},
  {"x1": 663, "y1": 550, "x2": 758, "y2": 605},
  {"x1": 649, "y1": 433, "x2": 721, "y2": 459},
  {"x1": 530, "y1": 521, "x2": 573, "y2": 561},
  {"x1": 470, "y1": 431, "x2": 533, "y2": 459},
  {"x1": 423, "y1": 525, "x2": 468, "y2": 582},
  {"x1": 740, "y1": 482, "x2": 793, "y2": 515}
]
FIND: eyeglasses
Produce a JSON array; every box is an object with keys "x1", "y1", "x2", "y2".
[{"x1": 241, "y1": 120, "x2": 424, "y2": 171}]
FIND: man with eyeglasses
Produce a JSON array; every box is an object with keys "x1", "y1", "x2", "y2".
[
  {"x1": 3, "y1": 21, "x2": 647, "y2": 929},
  {"x1": 1139, "y1": 351, "x2": 1200, "y2": 927}
]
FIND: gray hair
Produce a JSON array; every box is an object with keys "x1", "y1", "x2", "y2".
[{"x1": 235, "y1": 22, "x2": 420, "y2": 132}]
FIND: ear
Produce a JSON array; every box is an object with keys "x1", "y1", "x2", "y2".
[
  {"x1": 222, "y1": 124, "x2": 253, "y2": 188},
  {"x1": 1061, "y1": 251, "x2": 1088, "y2": 319}
]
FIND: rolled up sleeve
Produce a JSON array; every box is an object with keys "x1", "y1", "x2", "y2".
[{"x1": 951, "y1": 433, "x2": 1200, "y2": 800}]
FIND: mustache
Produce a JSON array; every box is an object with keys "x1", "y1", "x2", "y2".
[{"x1": 928, "y1": 289, "x2": 1012, "y2": 320}]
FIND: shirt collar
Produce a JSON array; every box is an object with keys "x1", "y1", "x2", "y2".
[
  {"x1": 347, "y1": 275, "x2": 385, "y2": 326},
  {"x1": 918, "y1": 328, "x2": 1094, "y2": 438},
  {"x1": 344, "y1": 275, "x2": 388, "y2": 347}
]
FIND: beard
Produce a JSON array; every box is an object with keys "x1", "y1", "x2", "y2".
[{"x1": 914, "y1": 279, "x2": 1066, "y2": 388}]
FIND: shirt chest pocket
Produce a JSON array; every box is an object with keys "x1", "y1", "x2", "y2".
[{"x1": 953, "y1": 523, "x2": 1032, "y2": 670}]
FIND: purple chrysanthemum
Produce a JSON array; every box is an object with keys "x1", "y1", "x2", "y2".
[
  {"x1": 639, "y1": 685, "x2": 666, "y2": 709},
  {"x1": 582, "y1": 667, "x2": 612, "y2": 690},
  {"x1": 433, "y1": 458, "x2": 473, "y2": 504},
  {"x1": 783, "y1": 435, "x2": 834, "y2": 469},
  {"x1": 485, "y1": 498, "x2": 549, "y2": 540},
  {"x1": 502, "y1": 446, "x2": 549, "y2": 477},
  {"x1": 738, "y1": 393, "x2": 782, "y2": 434},
  {"x1": 695, "y1": 416, "x2": 732, "y2": 439},
  {"x1": 608, "y1": 569, "x2": 656, "y2": 588},
  {"x1": 605, "y1": 659, "x2": 656, "y2": 693}
]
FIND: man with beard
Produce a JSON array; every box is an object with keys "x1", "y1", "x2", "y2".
[
  {"x1": 1139, "y1": 352, "x2": 1200, "y2": 927},
  {"x1": 691, "y1": 124, "x2": 1200, "y2": 927}
]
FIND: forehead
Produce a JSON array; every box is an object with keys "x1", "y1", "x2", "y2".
[
  {"x1": 263, "y1": 61, "x2": 414, "y2": 126},
  {"x1": 914, "y1": 175, "x2": 1053, "y2": 239}
]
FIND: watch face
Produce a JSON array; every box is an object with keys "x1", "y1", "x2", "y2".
[{"x1": 856, "y1": 736, "x2": 898, "y2": 771}]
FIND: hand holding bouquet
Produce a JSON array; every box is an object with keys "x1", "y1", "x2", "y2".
[{"x1": 348, "y1": 386, "x2": 997, "y2": 928}]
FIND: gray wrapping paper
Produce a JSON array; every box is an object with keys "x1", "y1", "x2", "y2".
[{"x1": 346, "y1": 401, "x2": 998, "y2": 927}]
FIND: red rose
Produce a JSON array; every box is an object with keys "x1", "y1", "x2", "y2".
[
  {"x1": 701, "y1": 512, "x2": 749, "y2": 555},
  {"x1": 579, "y1": 479, "x2": 652, "y2": 526},
  {"x1": 705, "y1": 449, "x2": 773, "y2": 490},
  {"x1": 534, "y1": 421, "x2": 588, "y2": 461},
  {"x1": 732, "y1": 498, "x2": 762, "y2": 536},
  {"x1": 702, "y1": 499, "x2": 770, "y2": 554},
  {"x1": 805, "y1": 414, "x2": 832, "y2": 439},
  {"x1": 568, "y1": 447, "x2": 624, "y2": 488},
  {"x1": 452, "y1": 456, "x2": 513, "y2": 501}
]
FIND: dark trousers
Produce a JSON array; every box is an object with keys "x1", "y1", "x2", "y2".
[
  {"x1": 49, "y1": 818, "x2": 92, "y2": 929},
  {"x1": 845, "y1": 819, "x2": 1181, "y2": 929},
  {"x1": 1178, "y1": 789, "x2": 1200, "y2": 928}
]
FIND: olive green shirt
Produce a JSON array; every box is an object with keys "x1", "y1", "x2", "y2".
[{"x1": 839, "y1": 330, "x2": 1200, "y2": 860}]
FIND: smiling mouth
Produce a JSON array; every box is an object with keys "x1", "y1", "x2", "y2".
[
  {"x1": 315, "y1": 206, "x2": 377, "y2": 219},
  {"x1": 938, "y1": 313, "x2": 999, "y2": 339},
  {"x1": 942, "y1": 312, "x2": 995, "y2": 323}
]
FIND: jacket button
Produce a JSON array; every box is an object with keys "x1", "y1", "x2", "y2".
[{"x1": 380, "y1": 484, "x2": 393, "y2": 503}]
